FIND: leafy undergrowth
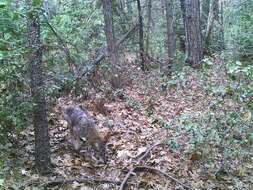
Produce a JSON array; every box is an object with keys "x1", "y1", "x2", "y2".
[{"x1": 2, "y1": 55, "x2": 253, "y2": 190}]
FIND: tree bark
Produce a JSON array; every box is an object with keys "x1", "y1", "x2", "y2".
[
  {"x1": 102, "y1": 0, "x2": 118, "y2": 65},
  {"x1": 136, "y1": 0, "x2": 146, "y2": 71},
  {"x1": 165, "y1": 0, "x2": 176, "y2": 60},
  {"x1": 126, "y1": 0, "x2": 133, "y2": 15},
  {"x1": 180, "y1": 0, "x2": 186, "y2": 27},
  {"x1": 200, "y1": 0, "x2": 210, "y2": 29},
  {"x1": 102, "y1": 0, "x2": 122, "y2": 88},
  {"x1": 145, "y1": 0, "x2": 152, "y2": 53},
  {"x1": 182, "y1": 0, "x2": 203, "y2": 68},
  {"x1": 179, "y1": 0, "x2": 186, "y2": 52},
  {"x1": 27, "y1": 0, "x2": 52, "y2": 175},
  {"x1": 204, "y1": 0, "x2": 219, "y2": 51},
  {"x1": 219, "y1": 0, "x2": 225, "y2": 49}
]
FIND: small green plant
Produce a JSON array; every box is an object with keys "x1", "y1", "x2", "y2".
[
  {"x1": 174, "y1": 57, "x2": 253, "y2": 187},
  {"x1": 160, "y1": 67, "x2": 189, "y2": 92},
  {"x1": 152, "y1": 118, "x2": 180, "y2": 149},
  {"x1": 124, "y1": 95, "x2": 142, "y2": 109}
]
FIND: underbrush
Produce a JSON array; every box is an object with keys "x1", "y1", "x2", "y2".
[{"x1": 159, "y1": 55, "x2": 253, "y2": 188}]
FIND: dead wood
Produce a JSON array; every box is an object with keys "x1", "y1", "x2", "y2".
[
  {"x1": 136, "y1": 141, "x2": 164, "y2": 164},
  {"x1": 80, "y1": 24, "x2": 139, "y2": 78},
  {"x1": 115, "y1": 24, "x2": 139, "y2": 48},
  {"x1": 39, "y1": 177, "x2": 121, "y2": 187},
  {"x1": 119, "y1": 140, "x2": 164, "y2": 190},
  {"x1": 135, "y1": 166, "x2": 192, "y2": 190}
]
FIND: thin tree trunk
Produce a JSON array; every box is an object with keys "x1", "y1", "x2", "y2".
[
  {"x1": 26, "y1": 0, "x2": 52, "y2": 176},
  {"x1": 180, "y1": 0, "x2": 186, "y2": 27},
  {"x1": 161, "y1": 0, "x2": 166, "y2": 16},
  {"x1": 136, "y1": 0, "x2": 146, "y2": 71},
  {"x1": 102, "y1": 0, "x2": 118, "y2": 65},
  {"x1": 118, "y1": 0, "x2": 124, "y2": 11},
  {"x1": 219, "y1": 0, "x2": 225, "y2": 49},
  {"x1": 145, "y1": 0, "x2": 152, "y2": 53},
  {"x1": 114, "y1": 5, "x2": 128, "y2": 33},
  {"x1": 204, "y1": 0, "x2": 219, "y2": 51},
  {"x1": 200, "y1": 0, "x2": 210, "y2": 30},
  {"x1": 179, "y1": 0, "x2": 186, "y2": 53},
  {"x1": 183, "y1": 0, "x2": 203, "y2": 68},
  {"x1": 127, "y1": 0, "x2": 132, "y2": 15},
  {"x1": 165, "y1": 0, "x2": 176, "y2": 60},
  {"x1": 102, "y1": 0, "x2": 122, "y2": 88}
]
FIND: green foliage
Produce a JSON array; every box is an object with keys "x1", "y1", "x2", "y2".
[
  {"x1": 40, "y1": 0, "x2": 107, "y2": 99},
  {"x1": 124, "y1": 95, "x2": 143, "y2": 110},
  {"x1": 0, "y1": 1, "x2": 32, "y2": 144},
  {"x1": 180, "y1": 57, "x2": 252, "y2": 178},
  {"x1": 0, "y1": 144, "x2": 13, "y2": 181},
  {"x1": 160, "y1": 66, "x2": 189, "y2": 92},
  {"x1": 43, "y1": 0, "x2": 104, "y2": 60},
  {"x1": 32, "y1": 0, "x2": 42, "y2": 6},
  {"x1": 224, "y1": 0, "x2": 253, "y2": 63},
  {"x1": 156, "y1": 57, "x2": 252, "y2": 187}
]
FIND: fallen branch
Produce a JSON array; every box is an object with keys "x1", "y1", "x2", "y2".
[
  {"x1": 119, "y1": 140, "x2": 164, "y2": 190},
  {"x1": 116, "y1": 24, "x2": 139, "y2": 48},
  {"x1": 135, "y1": 166, "x2": 191, "y2": 190},
  {"x1": 40, "y1": 177, "x2": 121, "y2": 187},
  {"x1": 137, "y1": 141, "x2": 163, "y2": 164},
  {"x1": 80, "y1": 24, "x2": 139, "y2": 78}
]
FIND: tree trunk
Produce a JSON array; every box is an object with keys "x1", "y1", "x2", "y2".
[
  {"x1": 145, "y1": 0, "x2": 152, "y2": 53},
  {"x1": 204, "y1": 0, "x2": 219, "y2": 52},
  {"x1": 118, "y1": 0, "x2": 125, "y2": 11},
  {"x1": 182, "y1": 0, "x2": 203, "y2": 68},
  {"x1": 27, "y1": 0, "x2": 52, "y2": 176},
  {"x1": 126, "y1": 0, "x2": 133, "y2": 15},
  {"x1": 102, "y1": 0, "x2": 122, "y2": 88},
  {"x1": 165, "y1": 0, "x2": 176, "y2": 60},
  {"x1": 161, "y1": 0, "x2": 166, "y2": 16},
  {"x1": 180, "y1": 0, "x2": 186, "y2": 27},
  {"x1": 200, "y1": 0, "x2": 210, "y2": 29},
  {"x1": 219, "y1": 0, "x2": 225, "y2": 49},
  {"x1": 136, "y1": 0, "x2": 146, "y2": 71},
  {"x1": 179, "y1": 0, "x2": 186, "y2": 53}
]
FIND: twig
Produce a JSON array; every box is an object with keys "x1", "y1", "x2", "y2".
[
  {"x1": 42, "y1": 13, "x2": 75, "y2": 74},
  {"x1": 135, "y1": 166, "x2": 192, "y2": 190},
  {"x1": 119, "y1": 140, "x2": 164, "y2": 190},
  {"x1": 40, "y1": 177, "x2": 121, "y2": 187},
  {"x1": 116, "y1": 24, "x2": 139, "y2": 48},
  {"x1": 119, "y1": 168, "x2": 136, "y2": 190},
  {"x1": 80, "y1": 24, "x2": 139, "y2": 78},
  {"x1": 136, "y1": 141, "x2": 163, "y2": 164}
]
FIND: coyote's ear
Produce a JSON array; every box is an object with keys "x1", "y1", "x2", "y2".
[
  {"x1": 79, "y1": 105, "x2": 84, "y2": 110},
  {"x1": 101, "y1": 132, "x2": 110, "y2": 143}
]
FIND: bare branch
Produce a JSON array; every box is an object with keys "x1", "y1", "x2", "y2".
[
  {"x1": 39, "y1": 177, "x2": 121, "y2": 187},
  {"x1": 135, "y1": 166, "x2": 192, "y2": 190},
  {"x1": 119, "y1": 140, "x2": 164, "y2": 190},
  {"x1": 80, "y1": 24, "x2": 139, "y2": 78}
]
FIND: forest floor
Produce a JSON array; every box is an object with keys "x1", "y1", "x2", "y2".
[{"x1": 4, "y1": 54, "x2": 253, "y2": 190}]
